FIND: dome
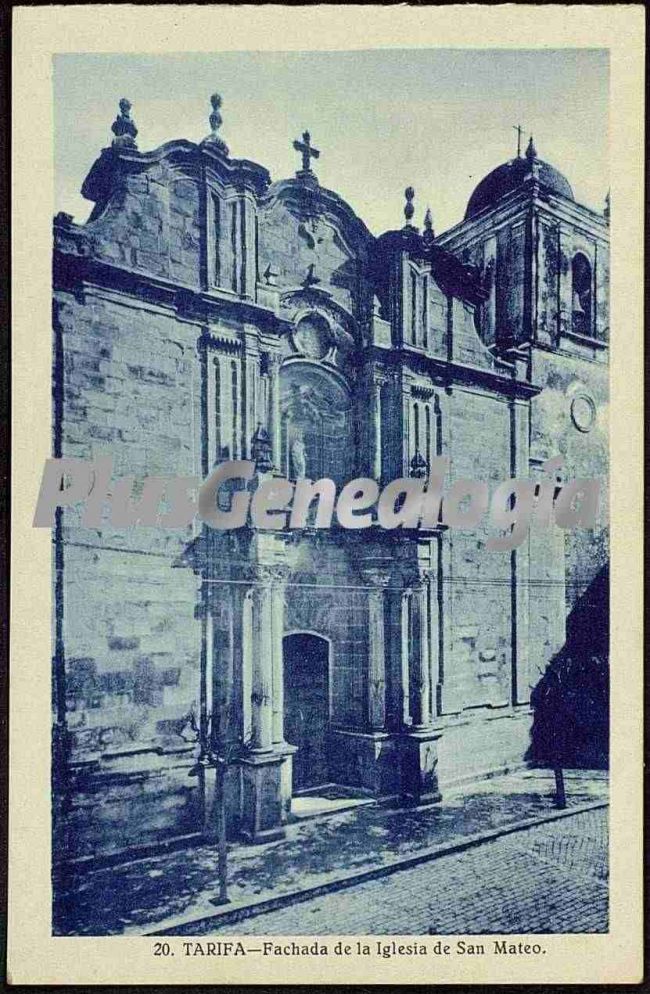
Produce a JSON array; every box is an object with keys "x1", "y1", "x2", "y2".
[{"x1": 465, "y1": 155, "x2": 574, "y2": 220}]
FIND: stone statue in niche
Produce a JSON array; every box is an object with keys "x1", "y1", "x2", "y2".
[
  {"x1": 281, "y1": 364, "x2": 352, "y2": 483},
  {"x1": 290, "y1": 437, "x2": 307, "y2": 479}
]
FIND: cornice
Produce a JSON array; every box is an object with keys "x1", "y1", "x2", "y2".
[
  {"x1": 366, "y1": 344, "x2": 541, "y2": 399},
  {"x1": 53, "y1": 249, "x2": 282, "y2": 332}
]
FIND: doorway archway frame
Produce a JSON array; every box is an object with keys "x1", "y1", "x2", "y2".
[{"x1": 282, "y1": 630, "x2": 334, "y2": 793}]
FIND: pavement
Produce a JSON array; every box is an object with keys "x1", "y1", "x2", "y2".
[
  {"x1": 54, "y1": 768, "x2": 608, "y2": 937},
  {"x1": 211, "y1": 806, "x2": 608, "y2": 935}
]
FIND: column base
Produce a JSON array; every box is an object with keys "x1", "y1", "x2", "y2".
[
  {"x1": 275, "y1": 742, "x2": 298, "y2": 821},
  {"x1": 327, "y1": 729, "x2": 401, "y2": 796},
  {"x1": 399, "y1": 728, "x2": 443, "y2": 806},
  {"x1": 239, "y1": 750, "x2": 288, "y2": 843}
]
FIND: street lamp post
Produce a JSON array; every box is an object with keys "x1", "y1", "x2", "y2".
[{"x1": 186, "y1": 712, "x2": 231, "y2": 905}]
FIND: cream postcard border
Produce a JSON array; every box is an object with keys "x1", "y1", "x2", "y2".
[{"x1": 9, "y1": 4, "x2": 644, "y2": 985}]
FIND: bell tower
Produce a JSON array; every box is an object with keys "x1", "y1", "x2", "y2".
[
  {"x1": 435, "y1": 135, "x2": 609, "y2": 356},
  {"x1": 437, "y1": 135, "x2": 610, "y2": 619}
]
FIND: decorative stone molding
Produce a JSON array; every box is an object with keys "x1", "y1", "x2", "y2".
[
  {"x1": 252, "y1": 563, "x2": 291, "y2": 586},
  {"x1": 411, "y1": 383, "x2": 436, "y2": 401},
  {"x1": 358, "y1": 567, "x2": 393, "y2": 589}
]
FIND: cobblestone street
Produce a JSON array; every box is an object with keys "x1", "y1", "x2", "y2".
[
  {"x1": 56, "y1": 771, "x2": 608, "y2": 936},
  {"x1": 211, "y1": 807, "x2": 608, "y2": 935}
]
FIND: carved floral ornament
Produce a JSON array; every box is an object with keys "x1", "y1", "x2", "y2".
[
  {"x1": 357, "y1": 568, "x2": 433, "y2": 593},
  {"x1": 251, "y1": 564, "x2": 291, "y2": 586}
]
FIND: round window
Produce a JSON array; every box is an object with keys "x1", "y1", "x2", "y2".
[{"x1": 570, "y1": 394, "x2": 596, "y2": 432}]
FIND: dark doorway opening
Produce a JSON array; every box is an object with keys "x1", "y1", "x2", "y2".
[{"x1": 283, "y1": 633, "x2": 330, "y2": 791}]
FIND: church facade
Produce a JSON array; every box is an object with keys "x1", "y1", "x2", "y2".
[{"x1": 52, "y1": 97, "x2": 609, "y2": 861}]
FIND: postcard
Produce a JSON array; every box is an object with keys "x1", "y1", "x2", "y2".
[{"x1": 9, "y1": 4, "x2": 644, "y2": 985}]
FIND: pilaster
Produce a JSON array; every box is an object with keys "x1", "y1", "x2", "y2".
[
  {"x1": 401, "y1": 373, "x2": 413, "y2": 477},
  {"x1": 237, "y1": 563, "x2": 291, "y2": 842},
  {"x1": 510, "y1": 395, "x2": 531, "y2": 704},
  {"x1": 409, "y1": 581, "x2": 432, "y2": 728},
  {"x1": 241, "y1": 328, "x2": 259, "y2": 459},
  {"x1": 250, "y1": 583, "x2": 274, "y2": 752},
  {"x1": 359, "y1": 568, "x2": 391, "y2": 732},
  {"x1": 268, "y1": 354, "x2": 282, "y2": 472},
  {"x1": 558, "y1": 224, "x2": 573, "y2": 339}
]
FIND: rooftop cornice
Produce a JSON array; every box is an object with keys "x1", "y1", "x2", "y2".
[{"x1": 372, "y1": 228, "x2": 488, "y2": 306}]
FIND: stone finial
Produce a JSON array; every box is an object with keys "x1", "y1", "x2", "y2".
[
  {"x1": 410, "y1": 450, "x2": 428, "y2": 479},
  {"x1": 251, "y1": 423, "x2": 273, "y2": 473},
  {"x1": 54, "y1": 211, "x2": 74, "y2": 228},
  {"x1": 404, "y1": 186, "x2": 415, "y2": 227},
  {"x1": 604, "y1": 190, "x2": 610, "y2": 223},
  {"x1": 111, "y1": 98, "x2": 138, "y2": 149},
  {"x1": 525, "y1": 134, "x2": 537, "y2": 163},
  {"x1": 302, "y1": 262, "x2": 321, "y2": 287},
  {"x1": 263, "y1": 263, "x2": 279, "y2": 286},
  {"x1": 203, "y1": 92, "x2": 229, "y2": 155},
  {"x1": 422, "y1": 206, "x2": 435, "y2": 246}
]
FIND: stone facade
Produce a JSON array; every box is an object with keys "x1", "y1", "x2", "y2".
[{"x1": 52, "y1": 104, "x2": 609, "y2": 862}]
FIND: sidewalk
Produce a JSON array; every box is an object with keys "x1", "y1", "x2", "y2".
[{"x1": 55, "y1": 769, "x2": 608, "y2": 936}]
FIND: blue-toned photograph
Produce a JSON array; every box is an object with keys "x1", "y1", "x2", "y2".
[{"x1": 50, "y1": 48, "x2": 609, "y2": 937}]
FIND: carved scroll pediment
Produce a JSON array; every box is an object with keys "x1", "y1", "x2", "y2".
[{"x1": 279, "y1": 289, "x2": 357, "y2": 367}]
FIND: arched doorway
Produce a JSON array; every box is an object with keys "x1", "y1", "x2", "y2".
[{"x1": 283, "y1": 633, "x2": 330, "y2": 791}]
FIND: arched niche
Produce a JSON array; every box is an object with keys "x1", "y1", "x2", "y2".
[
  {"x1": 279, "y1": 360, "x2": 353, "y2": 485},
  {"x1": 571, "y1": 252, "x2": 593, "y2": 336}
]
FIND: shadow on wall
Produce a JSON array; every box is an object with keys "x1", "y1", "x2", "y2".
[{"x1": 527, "y1": 564, "x2": 609, "y2": 770}]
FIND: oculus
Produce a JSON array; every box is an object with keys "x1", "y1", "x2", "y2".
[{"x1": 570, "y1": 393, "x2": 596, "y2": 433}]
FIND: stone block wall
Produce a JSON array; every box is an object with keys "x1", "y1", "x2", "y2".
[
  {"x1": 530, "y1": 349, "x2": 609, "y2": 609},
  {"x1": 436, "y1": 709, "x2": 533, "y2": 787},
  {"x1": 84, "y1": 165, "x2": 202, "y2": 287},
  {"x1": 537, "y1": 213, "x2": 609, "y2": 345},
  {"x1": 258, "y1": 197, "x2": 357, "y2": 313},
  {"x1": 444, "y1": 388, "x2": 515, "y2": 710},
  {"x1": 496, "y1": 221, "x2": 526, "y2": 343},
  {"x1": 53, "y1": 286, "x2": 205, "y2": 860}
]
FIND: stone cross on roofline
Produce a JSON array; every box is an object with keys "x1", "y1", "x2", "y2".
[{"x1": 293, "y1": 130, "x2": 320, "y2": 182}]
